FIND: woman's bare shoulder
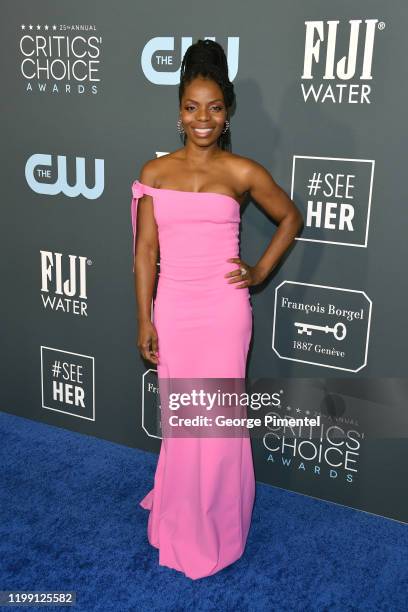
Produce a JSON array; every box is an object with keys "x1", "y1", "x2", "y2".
[
  {"x1": 138, "y1": 151, "x2": 183, "y2": 187},
  {"x1": 225, "y1": 152, "x2": 265, "y2": 174},
  {"x1": 221, "y1": 152, "x2": 266, "y2": 193},
  {"x1": 228, "y1": 153, "x2": 280, "y2": 194}
]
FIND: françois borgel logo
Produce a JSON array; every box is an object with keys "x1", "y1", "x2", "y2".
[
  {"x1": 26, "y1": 154, "x2": 104, "y2": 200},
  {"x1": 141, "y1": 369, "x2": 162, "y2": 440},
  {"x1": 291, "y1": 156, "x2": 375, "y2": 247},
  {"x1": 301, "y1": 19, "x2": 384, "y2": 103},
  {"x1": 40, "y1": 250, "x2": 91, "y2": 316},
  {"x1": 20, "y1": 24, "x2": 101, "y2": 94},
  {"x1": 272, "y1": 281, "x2": 372, "y2": 372},
  {"x1": 41, "y1": 346, "x2": 95, "y2": 421},
  {"x1": 141, "y1": 36, "x2": 239, "y2": 84}
]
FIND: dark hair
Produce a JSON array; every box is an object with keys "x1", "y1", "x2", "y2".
[{"x1": 178, "y1": 39, "x2": 235, "y2": 151}]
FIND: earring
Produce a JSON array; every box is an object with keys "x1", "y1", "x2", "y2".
[
  {"x1": 222, "y1": 120, "x2": 230, "y2": 134},
  {"x1": 177, "y1": 117, "x2": 185, "y2": 135}
]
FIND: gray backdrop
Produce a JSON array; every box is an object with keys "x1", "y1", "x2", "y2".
[{"x1": 1, "y1": 0, "x2": 407, "y2": 523}]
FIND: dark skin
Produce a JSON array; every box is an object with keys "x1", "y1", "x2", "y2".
[{"x1": 134, "y1": 76, "x2": 303, "y2": 365}]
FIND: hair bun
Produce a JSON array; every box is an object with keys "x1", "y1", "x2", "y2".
[
  {"x1": 180, "y1": 39, "x2": 234, "y2": 107},
  {"x1": 185, "y1": 39, "x2": 225, "y2": 72}
]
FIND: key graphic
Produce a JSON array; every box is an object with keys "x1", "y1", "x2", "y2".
[{"x1": 294, "y1": 321, "x2": 347, "y2": 341}]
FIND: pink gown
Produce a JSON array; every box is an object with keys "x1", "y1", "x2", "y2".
[{"x1": 131, "y1": 179, "x2": 255, "y2": 580}]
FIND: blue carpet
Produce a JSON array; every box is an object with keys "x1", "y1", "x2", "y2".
[{"x1": 0, "y1": 411, "x2": 407, "y2": 612}]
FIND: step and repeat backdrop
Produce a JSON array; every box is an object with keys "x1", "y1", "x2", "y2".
[{"x1": 2, "y1": 1, "x2": 407, "y2": 523}]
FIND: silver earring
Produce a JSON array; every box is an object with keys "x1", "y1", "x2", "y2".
[
  {"x1": 177, "y1": 117, "x2": 185, "y2": 135},
  {"x1": 222, "y1": 120, "x2": 230, "y2": 134}
]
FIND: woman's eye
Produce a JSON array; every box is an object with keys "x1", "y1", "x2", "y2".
[{"x1": 185, "y1": 105, "x2": 223, "y2": 112}]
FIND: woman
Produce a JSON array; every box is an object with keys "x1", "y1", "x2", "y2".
[{"x1": 131, "y1": 39, "x2": 303, "y2": 580}]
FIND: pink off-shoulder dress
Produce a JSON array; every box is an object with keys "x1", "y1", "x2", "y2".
[{"x1": 131, "y1": 179, "x2": 255, "y2": 580}]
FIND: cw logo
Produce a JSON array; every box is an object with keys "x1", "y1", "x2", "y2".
[
  {"x1": 141, "y1": 36, "x2": 239, "y2": 85},
  {"x1": 25, "y1": 154, "x2": 104, "y2": 200}
]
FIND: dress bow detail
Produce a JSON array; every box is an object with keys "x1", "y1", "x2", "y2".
[{"x1": 132, "y1": 180, "x2": 144, "y2": 200}]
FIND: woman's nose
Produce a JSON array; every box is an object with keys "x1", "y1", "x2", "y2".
[{"x1": 196, "y1": 109, "x2": 210, "y2": 121}]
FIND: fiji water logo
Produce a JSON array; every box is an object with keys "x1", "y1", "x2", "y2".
[
  {"x1": 301, "y1": 19, "x2": 385, "y2": 103},
  {"x1": 40, "y1": 250, "x2": 91, "y2": 316}
]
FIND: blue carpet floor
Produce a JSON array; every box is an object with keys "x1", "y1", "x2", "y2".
[{"x1": 0, "y1": 411, "x2": 407, "y2": 612}]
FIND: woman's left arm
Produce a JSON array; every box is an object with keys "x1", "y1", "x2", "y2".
[{"x1": 226, "y1": 159, "x2": 304, "y2": 288}]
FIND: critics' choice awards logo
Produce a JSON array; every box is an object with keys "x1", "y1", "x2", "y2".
[
  {"x1": 40, "y1": 251, "x2": 91, "y2": 316},
  {"x1": 26, "y1": 154, "x2": 104, "y2": 200},
  {"x1": 19, "y1": 24, "x2": 101, "y2": 94},
  {"x1": 141, "y1": 36, "x2": 239, "y2": 84},
  {"x1": 291, "y1": 156, "x2": 375, "y2": 247},
  {"x1": 302, "y1": 18, "x2": 384, "y2": 103},
  {"x1": 272, "y1": 281, "x2": 372, "y2": 372},
  {"x1": 41, "y1": 346, "x2": 95, "y2": 421},
  {"x1": 263, "y1": 394, "x2": 363, "y2": 485}
]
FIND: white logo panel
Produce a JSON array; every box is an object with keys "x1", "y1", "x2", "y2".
[{"x1": 272, "y1": 281, "x2": 372, "y2": 371}]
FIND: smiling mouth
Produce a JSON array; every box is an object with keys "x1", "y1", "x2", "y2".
[{"x1": 192, "y1": 127, "x2": 214, "y2": 136}]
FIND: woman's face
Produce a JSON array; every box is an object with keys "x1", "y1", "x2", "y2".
[{"x1": 180, "y1": 76, "x2": 227, "y2": 145}]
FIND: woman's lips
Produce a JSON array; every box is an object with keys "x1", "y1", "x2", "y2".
[{"x1": 192, "y1": 128, "x2": 214, "y2": 137}]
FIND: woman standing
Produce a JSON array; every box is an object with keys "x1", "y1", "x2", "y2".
[{"x1": 131, "y1": 39, "x2": 303, "y2": 580}]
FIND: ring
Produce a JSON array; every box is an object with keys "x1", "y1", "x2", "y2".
[{"x1": 240, "y1": 266, "x2": 247, "y2": 276}]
